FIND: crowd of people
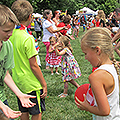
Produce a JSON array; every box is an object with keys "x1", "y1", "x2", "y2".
[
  {"x1": 0, "y1": 0, "x2": 120, "y2": 119},
  {"x1": 30, "y1": 8, "x2": 120, "y2": 71}
]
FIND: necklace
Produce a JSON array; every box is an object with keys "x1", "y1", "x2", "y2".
[{"x1": 15, "y1": 24, "x2": 26, "y2": 30}]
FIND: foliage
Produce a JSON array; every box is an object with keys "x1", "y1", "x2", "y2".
[
  {"x1": 0, "y1": 0, "x2": 15, "y2": 8},
  {"x1": 96, "y1": 0, "x2": 117, "y2": 15},
  {"x1": 0, "y1": 0, "x2": 119, "y2": 15},
  {"x1": 80, "y1": 0, "x2": 118, "y2": 15},
  {"x1": 116, "y1": 0, "x2": 120, "y2": 8}
]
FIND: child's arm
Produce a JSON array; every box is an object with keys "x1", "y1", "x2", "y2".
[
  {"x1": 55, "y1": 45, "x2": 66, "y2": 56},
  {"x1": 48, "y1": 45, "x2": 53, "y2": 53},
  {"x1": 0, "y1": 100, "x2": 21, "y2": 119},
  {"x1": 47, "y1": 26, "x2": 66, "y2": 33},
  {"x1": 112, "y1": 29, "x2": 120, "y2": 43},
  {"x1": 75, "y1": 71, "x2": 110, "y2": 116},
  {"x1": 66, "y1": 33, "x2": 75, "y2": 40},
  {"x1": 29, "y1": 56, "x2": 47, "y2": 99},
  {"x1": 4, "y1": 71, "x2": 36, "y2": 108},
  {"x1": 49, "y1": 43, "x2": 60, "y2": 53}
]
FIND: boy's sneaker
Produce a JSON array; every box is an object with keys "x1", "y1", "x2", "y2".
[
  {"x1": 55, "y1": 72, "x2": 59, "y2": 75},
  {"x1": 51, "y1": 73, "x2": 54, "y2": 75}
]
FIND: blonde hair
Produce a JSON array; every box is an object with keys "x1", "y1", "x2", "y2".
[
  {"x1": 11, "y1": 0, "x2": 33, "y2": 22},
  {"x1": 95, "y1": 15, "x2": 99, "y2": 20},
  {"x1": 59, "y1": 36, "x2": 73, "y2": 53},
  {"x1": 49, "y1": 36, "x2": 57, "y2": 44},
  {"x1": 98, "y1": 10, "x2": 106, "y2": 23},
  {"x1": 0, "y1": 4, "x2": 19, "y2": 26},
  {"x1": 81, "y1": 27, "x2": 119, "y2": 76}
]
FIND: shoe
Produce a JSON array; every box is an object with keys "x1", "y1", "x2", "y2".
[
  {"x1": 37, "y1": 38, "x2": 41, "y2": 41},
  {"x1": 58, "y1": 93, "x2": 68, "y2": 98},
  {"x1": 55, "y1": 72, "x2": 59, "y2": 75},
  {"x1": 51, "y1": 73, "x2": 54, "y2": 75}
]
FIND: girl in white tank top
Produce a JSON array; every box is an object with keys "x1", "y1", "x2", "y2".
[{"x1": 75, "y1": 27, "x2": 120, "y2": 120}]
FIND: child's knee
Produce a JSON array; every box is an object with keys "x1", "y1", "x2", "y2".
[{"x1": 32, "y1": 113, "x2": 42, "y2": 120}]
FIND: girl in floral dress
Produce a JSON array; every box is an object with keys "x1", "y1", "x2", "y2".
[
  {"x1": 55, "y1": 36, "x2": 81, "y2": 97},
  {"x1": 47, "y1": 36, "x2": 61, "y2": 75}
]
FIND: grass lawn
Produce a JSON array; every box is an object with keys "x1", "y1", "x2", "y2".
[{"x1": 5, "y1": 26, "x2": 119, "y2": 120}]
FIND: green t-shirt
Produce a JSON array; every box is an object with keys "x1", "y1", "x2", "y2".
[
  {"x1": 0, "y1": 40, "x2": 14, "y2": 102},
  {"x1": 10, "y1": 29, "x2": 42, "y2": 93}
]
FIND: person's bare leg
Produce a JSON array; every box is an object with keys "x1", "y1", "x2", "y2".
[
  {"x1": 55, "y1": 67, "x2": 58, "y2": 73},
  {"x1": 72, "y1": 29, "x2": 75, "y2": 37},
  {"x1": 31, "y1": 113, "x2": 42, "y2": 120},
  {"x1": 20, "y1": 112, "x2": 29, "y2": 120},
  {"x1": 69, "y1": 79, "x2": 79, "y2": 88},
  {"x1": 75, "y1": 28, "x2": 77, "y2": 36},
  {"x1": 76, "y1": 30, "x2": 79, "y2": 37},
  {"x1": 51, "y1": 67, "x2": 53, "y2": 74},
  {"x1": 63, "y1": 82, "x2": 68, "y2": 94}
]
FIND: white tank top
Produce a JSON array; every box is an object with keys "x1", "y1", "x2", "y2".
[{"x1": 87, "y1": 64, "x2": 120, "y2": 120}]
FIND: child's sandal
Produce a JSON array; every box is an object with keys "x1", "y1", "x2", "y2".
[{"x1": 58, "y1": 93, "x2": 68, "y2": 98}]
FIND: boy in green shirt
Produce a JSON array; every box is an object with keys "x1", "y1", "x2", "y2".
[
  {"x1": 10, "y1": 0, "x2": 47, "y2": 120},
  {"x1": 0, "y1": 4, "x2": 36, "y2": 120}
]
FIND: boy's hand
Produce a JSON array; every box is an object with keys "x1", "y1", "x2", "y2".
[
  {"x1": 1, "y1": 104, "x2": 22, "y2": 119},
  {"x1": 19, "y1": 94, "x2": 36, "y2": 108},
  {"x1": 40, "y1": 87, "x2": 47, "y2": 99}
]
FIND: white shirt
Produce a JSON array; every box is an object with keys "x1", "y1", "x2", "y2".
[
  {"x1": 93, "y1": 64, "x2": 120, "y2": 120},
  {"x1": 42, "y1": 19, "x2": 56, "y2": 42}
]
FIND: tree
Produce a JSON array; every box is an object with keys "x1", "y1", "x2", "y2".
[
  {"x1": 96, "y1": 0, "x2": 117, "y2": 15},
  {"x1": 80, "y1": 0, "x2": 117, "y2": 15},
  {"x1": 30, "y1": 0, "x2": 77, "y2": 15},
  {"x1": 0, "y1": 0, "x2": 15, "y2": 8},
  {"x1": 0, "y1": 0, "x2": 119, "y2": 16}
]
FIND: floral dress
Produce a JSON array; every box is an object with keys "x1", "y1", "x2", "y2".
[{"x1": 61, "y1": 48, "x2": 81, "y2": 82}]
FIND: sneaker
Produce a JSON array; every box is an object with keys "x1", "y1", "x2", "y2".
[
  {"x1": 38, "y1": 38, "x2": 41, "y2": 41},
  {"x1": 58, "y1": 93, "x2": 68, "y2": 98},
  {"x1": 55, "y1": 72, "x2": 59, "y2": 75},
  {"x1": 51, "y1": 73, "x2": 54, "y2": 75}
]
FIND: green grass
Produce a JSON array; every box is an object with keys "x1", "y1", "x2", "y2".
[{"x1": 5, "y1": 27, "x2": 119, "y2": 120}]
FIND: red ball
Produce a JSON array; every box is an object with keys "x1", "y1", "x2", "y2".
[{"x1": 74, "y1": 84, "x2": 94, "y2": 106}]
